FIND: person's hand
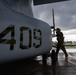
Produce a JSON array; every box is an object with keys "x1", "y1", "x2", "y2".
[{"x1": 53, "y1": 29, "x2": 56, "y2": 31}]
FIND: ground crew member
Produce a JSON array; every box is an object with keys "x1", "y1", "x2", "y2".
[{"x1": 55, "y1": 28, "x2": 68, "y2": 59}]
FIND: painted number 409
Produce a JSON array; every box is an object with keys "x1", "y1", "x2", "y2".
[{"x1": 0, "y1": 25, "x2": 42, "y2": 50}]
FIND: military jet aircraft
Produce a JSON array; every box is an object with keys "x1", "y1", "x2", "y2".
[{"x1": 0, "y1": 0, "x2": 69, "y2": 63}]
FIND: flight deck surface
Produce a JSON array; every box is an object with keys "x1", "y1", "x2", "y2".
[{"x1": 0, "y1": 52, "x2": 76, "y2": 75}]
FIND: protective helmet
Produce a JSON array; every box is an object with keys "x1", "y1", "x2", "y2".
[{"x1": 56, "y1": 28, "x2": 61, "y2": 32}]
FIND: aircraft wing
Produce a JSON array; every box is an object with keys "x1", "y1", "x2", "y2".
[{"x1": 33, "y1": 0, "x2": 69, "y2": 5}]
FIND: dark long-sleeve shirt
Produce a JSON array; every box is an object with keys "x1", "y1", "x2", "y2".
[{"x1": 56, "y1": 32, "x2": 64, "y2": 45}]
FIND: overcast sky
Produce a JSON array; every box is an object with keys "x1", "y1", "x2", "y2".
[{"x1": 32, "y1": 0, "x2": 76, "y2": 41}]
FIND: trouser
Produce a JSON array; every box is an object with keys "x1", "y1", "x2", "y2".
[{"x1": 56, "y1": 44, "x2": 68, "y2": 57}]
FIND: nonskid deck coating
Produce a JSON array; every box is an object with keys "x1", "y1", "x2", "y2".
[{"x1": 0, "y1": 52, "x2": 76, "y2": 75}]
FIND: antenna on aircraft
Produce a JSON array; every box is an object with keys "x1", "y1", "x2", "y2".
[
  {"x1": 52, "y1": 9, "x2": 55, "y2": 30},
  {"x1": 51, "y1": 9, "x2": 55, "y2": 36}
]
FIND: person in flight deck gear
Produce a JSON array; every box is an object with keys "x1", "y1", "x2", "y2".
[{"x1": 55, "y1": 28, "x2": 68, "y2": 59}]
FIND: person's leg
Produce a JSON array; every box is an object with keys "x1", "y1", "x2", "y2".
[
  {"x1": 61, "y1": 45, "x2": 68, "y2": 57},
  {"x1": 56, "y1": 44, "x2": 60, "y2": 57}
]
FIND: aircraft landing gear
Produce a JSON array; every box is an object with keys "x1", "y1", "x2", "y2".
[{"x1": 42, "y1": 54, "x2": 47, "y2": 65}]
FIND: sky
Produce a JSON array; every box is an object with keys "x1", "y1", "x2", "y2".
[{"x1": 32, "y1": 0, "x2": 76, "y2": 41}]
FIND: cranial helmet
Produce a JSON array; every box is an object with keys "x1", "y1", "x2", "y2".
[{"x1": 56, "y1": 28, "x2": 61, "y2": 32}]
